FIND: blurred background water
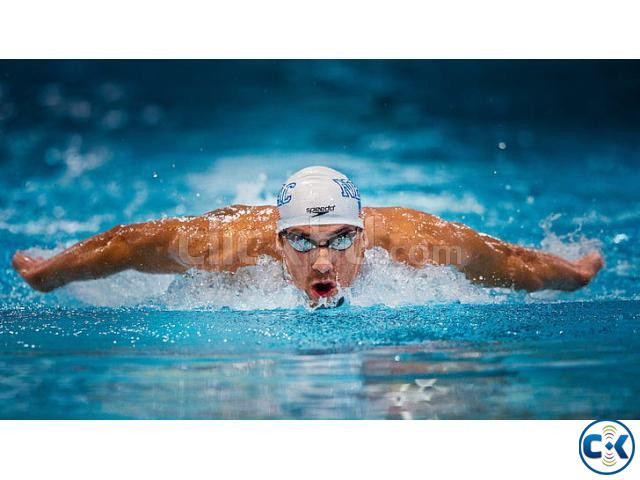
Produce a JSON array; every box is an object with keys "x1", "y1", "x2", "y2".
[{"x1": 0, "y1": 61, "x2": 638, "y2": 418}]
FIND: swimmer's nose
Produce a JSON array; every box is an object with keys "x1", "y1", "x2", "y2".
[{"x1": 312, "y1": 248, "x2": 334, "y2": 274}]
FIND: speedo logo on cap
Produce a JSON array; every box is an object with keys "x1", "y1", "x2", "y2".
[{"x1": 306, "y1": 205, "x2": 335, "y2": 217}]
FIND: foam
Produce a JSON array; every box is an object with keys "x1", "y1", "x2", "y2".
[
  {"x1": 30, "y1": 246, "x2": 503, "y2": 310},
  {"x1": 160, "y1": 256, "x2": 303, "y2": 311},
  {"x1": 539, "y1": 213, "x2": 602, "y2": 260},
  {"x1": 64, "y1": 270, "x2": 176, "y2": 307},
  {"x1": 344, "y1": 248, "x2": 502, "y2": 307}
]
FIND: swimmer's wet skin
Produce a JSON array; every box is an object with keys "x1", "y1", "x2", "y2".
[{"x1": 12, "y1": 166, "x2": 604, "y2": 306}]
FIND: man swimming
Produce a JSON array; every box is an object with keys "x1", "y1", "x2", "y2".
[{"x1": 12, "y1": 166, "x2": 604, "y2": 306}]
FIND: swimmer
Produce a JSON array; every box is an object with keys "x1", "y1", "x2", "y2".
[{"x1": 12, "y1": 166, "x2": 604, "y2": 306}]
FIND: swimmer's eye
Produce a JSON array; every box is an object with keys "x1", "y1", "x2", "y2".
[
  {"x1": 285, "y1": 235, "x2": 316, "y2": 253},
  {"x1": 283, "y1": 230, "x2": 358, "y2": 253},
  {"x1": 327, "y1": 231, "x2": 356, "y2": 250}
]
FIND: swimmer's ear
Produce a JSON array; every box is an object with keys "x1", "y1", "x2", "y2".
[
  {"x1": 275, "y1": 233, "x2": 284, "y2": 256},
  {"x1": 361, "y1": 228, "x2": 370, "y2": 250}
]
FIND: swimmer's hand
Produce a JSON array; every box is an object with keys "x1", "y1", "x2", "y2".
[
  {"x1": 573, "y1": 251, "x2": 605, "y2": 285},
  {"x1": 12, "y1": 252, "x2": 53, "y2": 292}
]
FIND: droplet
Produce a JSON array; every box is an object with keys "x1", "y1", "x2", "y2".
[{"x1": 613, "y1": 233, "x2": 629, "y2": 244}]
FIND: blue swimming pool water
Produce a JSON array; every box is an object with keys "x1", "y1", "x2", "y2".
[{"x1": 1, "y1": 61, "x2": 639, "y2": 418}]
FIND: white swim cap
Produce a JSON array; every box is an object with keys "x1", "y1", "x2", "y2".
[{"x1": 276, "y1": 166, "x2": 363, "y2": 232}]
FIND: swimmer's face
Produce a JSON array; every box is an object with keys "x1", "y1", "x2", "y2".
[{"x1": 277, "y1": 224, "x2": 367, "y2": 302}]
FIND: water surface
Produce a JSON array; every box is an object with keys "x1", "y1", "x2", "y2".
[{"x1": 1, "y1": 61, "x2": 639, "y2": 418}]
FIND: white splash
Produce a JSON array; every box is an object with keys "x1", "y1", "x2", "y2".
[
  {"x1": 539, "y1": 213, "x2": 602, "y2": 260},
  {"x1": 38, "y1": 247, "x2": 503, "y2": 310},
  {"x1": 613, "y1": 233, "x2": 629, "y2": 244},
  {"x1": 160, "y1": 256, "x2": 303, "y2": 311},
  {"x1": 64, "y1": 271, "x2": 175, "y2": 307},
  {"x1": 344, "y1": 248, "x2": 502, "y2": 307},
  {"x1": 22, "y1": 246, "x2": 174, "y2": 307}
]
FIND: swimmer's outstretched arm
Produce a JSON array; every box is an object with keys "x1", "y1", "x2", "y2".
[
  {"x1": 457, "y1": 229, "x2": 604, "y2": 291},
  {"x1": 12, "y1": 218, "x2": 196, "y2": 292},
  {"x1": 367, "y1": 207, "x2": 604, "y2": 292},
  {"x1": 12, "y1": 205, "x2": 279, "y2": 292}
]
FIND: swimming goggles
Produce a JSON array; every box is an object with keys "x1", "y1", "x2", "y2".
[{"x1": 281, "y1": 229, "x2": 359, "y2": 253}]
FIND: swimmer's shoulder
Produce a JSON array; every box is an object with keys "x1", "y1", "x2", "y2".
[
  {"x1": 363, "y1": 206, "x2": 443, "y2": 229},
  {"x1": 201, "y1": 204, "x2": 278, "y2": 231},
  {"x1": 178, "y1": 205, "x2": 279, "y2": 269},
  {"x1": 362, "y1": 207, "x2": 450, "y2": 248}
]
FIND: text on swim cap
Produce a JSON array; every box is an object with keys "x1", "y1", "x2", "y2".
[
  {"x1": 277, "y1": 182, "x2": 296, "y2": 206},
  {"x1": 332, "y1": 178, "x2": 361, "y2": 210},
  {"x1": 306, "y1": 205, "x2": 336, "y2": 217}
]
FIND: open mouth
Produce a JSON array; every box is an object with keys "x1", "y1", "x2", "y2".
[{"x1": 310, "y1": 280, "x2": 337, "y2": 298}]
